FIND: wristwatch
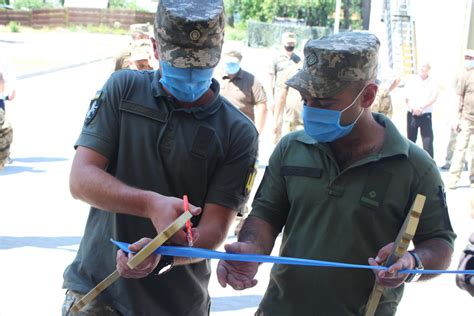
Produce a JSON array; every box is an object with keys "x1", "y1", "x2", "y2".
[{"x1": 405, "y1": 250, "x2": 424, "y2": 283}]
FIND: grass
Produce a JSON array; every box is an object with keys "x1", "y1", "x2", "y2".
[
  {"x1": 82, "y1": 24, "x2": 129, "y2": 35},
  {"x1": 0, "y1": 23, "x2": 129, "y2": 35}
]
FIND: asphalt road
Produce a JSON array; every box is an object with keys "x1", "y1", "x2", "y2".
[{"x1": 0, "y1": 32, "x2": 473, "y2": 316}]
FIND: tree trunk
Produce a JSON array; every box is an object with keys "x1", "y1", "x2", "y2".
[
  {"x1": 342, "y1": 0, "x2": 351, "y2": 30},
  {"x1": 361, "y1": 0, "x2": 371, "y2": 30}
]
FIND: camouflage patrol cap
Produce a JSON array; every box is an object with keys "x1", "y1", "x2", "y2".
[
  {"x1": 223, "y1": 49, "x2": 242, "y2": 62},
  {"x1": 130, "y1": 39, "x2": 152, "y2": 61},
  {"x1": 286, "y1": 32, "x2": 380, "y2": 98},
  {"x1": 154, "y1": 0, "x2": 225, "y2": 68},
  {"x1": 465, "y1": 49, "x2": 474, "y2": 58},
  {"x1": 130, "y1": 23, "x2": 151, "y2": 35},
  {"x1": 282, "y1": 32, "x2": 297, "y2": 45}
]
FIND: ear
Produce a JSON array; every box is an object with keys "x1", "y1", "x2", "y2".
[
  {"x1": 151, "y1": 37, "x2": 160, "y2": 61},
  {"x1": 361, "y1": 83, "x2": 378, "y2": 109}
]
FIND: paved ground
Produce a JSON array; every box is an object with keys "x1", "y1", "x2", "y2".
[{"x1": 0, "y1": 30, "x2": 473, "y2": 315}]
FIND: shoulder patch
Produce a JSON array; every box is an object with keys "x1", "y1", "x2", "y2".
[
  {"x1": 84, "y1": 90, "x2": 103, "y2": 126},
  {"x1": 438, "y1": 185, "x2": 453, "y2": 231},
  {"x1": 244, "y1": 162, "x2": 258, "y2": 196}
]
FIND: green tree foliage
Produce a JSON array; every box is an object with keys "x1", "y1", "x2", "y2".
[
  {"x1": 108, "y1": 0, "x2": 141, "y2": 10},
  {"x1": 13, "y1": 0, "x2": 51, "y2": 9},
  {"x1": 224, "y1": 0, "x2": 364, "y2": 29}
]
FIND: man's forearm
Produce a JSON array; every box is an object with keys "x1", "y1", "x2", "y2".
[
  {"x1": 422, "y1": 93, "x2": 438, "y2": 110},
  {"x1": 415, "y1": 238, "x2": 453, "y2": 281},
  {"x1": 70, "y1": 163, "x2": 157, "y2": 219},
  {"x1": 238, "y1": 216, "x2": 279, "y2": 255},
  {"x1": 457, "y1": 95, "x2": 464, "y2": 114},
  {"x1": 255, "y1": 102, "x2": 268, "y2": 134}
]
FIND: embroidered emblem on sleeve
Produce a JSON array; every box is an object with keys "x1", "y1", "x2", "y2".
[
  {"x1": 84, "y1": 90, "x2": 103, "y2": 126},
  {"x1": 244, "y1": 163, "x2": 258, "y2": 196}
]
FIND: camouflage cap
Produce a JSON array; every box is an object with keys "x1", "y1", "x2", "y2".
[
  {"x1": 282, "y1": 32, "x2": 297, "y2": 45},
  {"x1": 155, "y1": 0, "x2": 225, "y2": 68},
  {"x1": 286, "y1": 31, "x2": 380, "y2": 98},
  {"x1": 130, "y1": 23, "x2": 151, "y2": 35},
  {"x1": 130, "y1": 39, "x2": 152, "y2": 61},
  {"x1": 223, "y1": 49, "x2": 242, "y2": 62},
  {"x1": 465, "y1": 49, "x2": 474, "y2": 58}
]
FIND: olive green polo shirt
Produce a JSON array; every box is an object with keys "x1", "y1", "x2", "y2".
[
  {"x1": 251, "y1": 114, "x2": 456, "y2": 316},
  {"x1": 218, "y1": 68, "x2": 267, "y2": 122},
  {"x1": 63, "y1": 69, "x2": 258, "y2": 316}
]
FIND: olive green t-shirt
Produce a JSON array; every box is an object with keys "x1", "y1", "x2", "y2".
[
  {"x1": 63, "y1": 70, "x2": 259, "y2": 316},
  {"x1": 251, "y1": 114, "x2": 456, "y2": 316}
]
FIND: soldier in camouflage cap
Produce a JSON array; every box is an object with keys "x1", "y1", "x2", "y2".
[
  {"x1": 130, "y1": 23, "x2": 152, "y2": 39},
  {"x1": 129, "y1": 39, "x2": 154, "y2": 70},
  {"x1": 154, "y1": 0, "x2": 225, "y2": 69},
  {"x1": 114, "y1": 24, "x2": 152, "y2": 72},
  {"x1": 286, "y1": 31, "x2": 379, "y2": 98},
  {"x1": 218, "y1": 31, "x2": 455, "y2": 316},
  {"x1": 62, "y1": 0, "x2": 259, "y2": 315}
]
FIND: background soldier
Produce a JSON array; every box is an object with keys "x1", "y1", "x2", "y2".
[
  {"x1": 129, "y1": 39, "x2": 154, "y2": 71},
  {"x1": 371, "y1": 63, "x2": 400, "y2": 118},
  {"x1": 272, "y1": 60, "x2": 303, "y2": 144},
  {"x1": 114, "y1": 23, "x2": 153, "y2": 71},
  {"x1": 268, "y1": 32, "x2": 301, "y2": 113},
  {"x1": 0, "y1": 54, "x2": 16, "y2": 169}
]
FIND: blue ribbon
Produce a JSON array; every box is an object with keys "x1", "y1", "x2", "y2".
[{"x1": 111, "y1": 239, "x2": 474, "y2": 275}]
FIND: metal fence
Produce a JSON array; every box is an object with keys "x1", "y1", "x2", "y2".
[{"x1": 0, "y1": 8, "x2": 154, "y2": 28}]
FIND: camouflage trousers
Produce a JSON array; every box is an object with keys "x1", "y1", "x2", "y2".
[
  {"x1": 0, "y1": 109, "x2": 13, "y2": 168},
  {"x1": 62, "y1": 290, "x2": 122, "y2": 316},
  {"x1": 371, "y1": 88, "x2": 393, "y2": 118},
  {"x1": 449, "y1": 118, "x2": 474, "y2": 185}
]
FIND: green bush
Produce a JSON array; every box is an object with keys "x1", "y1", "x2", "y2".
[
  {"x1": 8, "y1": 21, "x2": 21, "y2": 33},
  {"x1": 13, "y1": 0, "x2": 51, "y2": 9},
  {"x1": 84, "y1": 24, "x2": 128, "y2": 35},
  {"x1": 225, "y1": 22, "x2": 247, "y2": 42},
  {"x1": 108, "y1": 0, "x2": 144, "y2": 11},
  {"x1": 247, "y1": 20, "x2": 330, "y2": 48}
]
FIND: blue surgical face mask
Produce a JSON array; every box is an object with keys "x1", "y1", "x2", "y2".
[
  {"x1": 464, "y1": 60, "x2": 474, "y2": 69},
  {"x1": 225, "y1": 62, "x2": 240, "y2": 75},
  {"x1": 302, "y1": 87, "x2": 367, "y2": 142},
  {"x1": 159, "y1": 61, "x2": 214, "y2": 102}
]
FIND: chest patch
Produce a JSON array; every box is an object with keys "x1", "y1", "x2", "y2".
[
  {"x1": 280, "y1": 166, "x2": 322, "y2": 178},
  {"x1": 84, "y1": 90, "x2": 103, "y2": 126},
  {"x1": 360, "y1": 168, "x2": 392, "y2": 209}
]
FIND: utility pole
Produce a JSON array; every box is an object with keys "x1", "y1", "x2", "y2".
[{"x1": 334, "y1": 0, "x2": 341, "y2": 33}]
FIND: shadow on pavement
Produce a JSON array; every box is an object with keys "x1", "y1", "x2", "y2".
[
  {"x1": 12, "y1": 157, "x2": 68, "y2": 163},
  {"x1": 211, "y1": 295, "x2": 262, "y2": 312},
  {"x1": 0, "y1": 236, "x2": 81, "y2": 251},
  {"x1": 0, "y1": 165, "x2": 46, "y2": 175},
  {"x1": 0, "y1": 156, "x2": 69, "y2": 175}
]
